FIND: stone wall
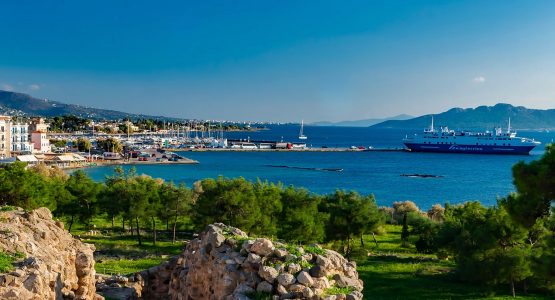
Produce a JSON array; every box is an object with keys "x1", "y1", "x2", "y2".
[
  {"x1": 0, "y1": 207, "x2": 102, "y2": 300},
  {"x1": 139, "y1": 223, "x2": 363, "y2": 300}
]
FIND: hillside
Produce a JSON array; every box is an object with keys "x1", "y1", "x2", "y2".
[
  {"x1": 312, "y1": 114, "x2": 413, "y2": 127},
  {"x1": 0, "y1": 90, "x2": 179, "y2": 120},
  {"x1": 371, "y1": 103, "x2": 555, "y2": 130}
]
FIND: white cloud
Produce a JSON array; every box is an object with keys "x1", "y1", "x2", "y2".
[
  {"x1": 1, "y1": 83, "x2": 14, "y2": 91},
  {"x1": 473, "y1": 76, "x2": 486, "y2": 83},
  {"x1": 28, "y1": 84, "x2": 40, "y2": 90}
]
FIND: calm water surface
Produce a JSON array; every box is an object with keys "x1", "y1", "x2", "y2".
[{"x1": 82, "y1": 126, "x2": 555, "y2": 209}]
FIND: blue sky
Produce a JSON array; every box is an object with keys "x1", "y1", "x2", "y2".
[{"x1": 1, "y1": 0, "x2": 555, "y2": 122}]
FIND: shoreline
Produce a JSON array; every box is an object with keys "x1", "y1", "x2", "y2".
[
  {"x1": 64, "y1": 157, "x2": 199, "y2": 170},
  {"x1": 164, "y1": 147, "x2": 408, "y2": 152}
]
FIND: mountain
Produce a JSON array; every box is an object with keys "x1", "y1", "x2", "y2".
[
  {"x1": 311, "y1": 114, "x2": 414, "y2": 127},
  {"x1": 0, "y1": 90, "x2": 179, "y2": 120},
  {"x1": 371, "y1": 103, "x2": 555, "y2": 130}
]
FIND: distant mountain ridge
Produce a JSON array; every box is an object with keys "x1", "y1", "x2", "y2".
[
  {"x1": 0, "y1": 90, "x2": 179, "y2": 120},
  {"x1": 371, "y1": 103, "x2": 555, "y2": 130},
  {"x1": 312, "y1": 114, "x2": 414, "y2": 127}
]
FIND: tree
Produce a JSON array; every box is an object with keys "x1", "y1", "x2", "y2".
[
  {"x1": 50, "y1": 139, "x2": 67, "y2": 149},
  {"x1": 499, "y1": 144, "x2": 555, "y2": 292},
  {"x1": 159, "y1": 182, "x2": 193, "y2": 243},
  {"x1": 392, "y1": 200, "x2": 420, "y2": 223},
  {"x1": 427, "y1": 204, "x2": 445, "y2": 222},
  {"x1": 0, "y1": 162, "x2": 54, "y2": 209},
  {"x1": 192, "y1": 177, "x2": 262, "y2": 235},
  {"x1": 251, "y1": 180, "x2": 283, "y2": 237},
  {"x1": 321, "y1": 191, "x2": 382, "y2": 255},
  {"x1": 434, "y1": 202, "x2": 534, "y2": 296},
  {"x1": 401, "y1": 213, "x2": 409, "y2": 247},
  {"x1": 61, "y1": 170, "x2": 101, "y2": 231},
  {"x1": 97, "y1": 137, "x2": 123, "y2": 153},
  {"x1": 76, "y1": 137, "x2": 92, "y2": 152},
  {"x1": 278, "y1": 187, "x2": 327, "y2": 244}
]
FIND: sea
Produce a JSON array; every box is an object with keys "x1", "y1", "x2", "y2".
[{"x1": 82, "y1": 125, "x2": 555, "y2": 210}]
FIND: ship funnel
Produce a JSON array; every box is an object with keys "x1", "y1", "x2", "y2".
[
  {"x1": 507, "y1": 117, "x2": 511, "y2": 133},
  {"x1": 430, "y1": 115, "x2": 435, "y2": 132}
]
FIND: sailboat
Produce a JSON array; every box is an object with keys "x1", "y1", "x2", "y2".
[{"x1": 298, "y1": 120, "x2": 308, "y2": 140}]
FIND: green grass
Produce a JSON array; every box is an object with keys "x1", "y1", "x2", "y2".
[
  {"x1": 0, "y1": 251, "x2": 24, "y2": 273},
  {"x1": 0, "y1": 251, "x2": 15, "y2": 273},
  {"x1": 353, "y1": 225, "x2": 551, "y2": 300},
  {"x1": 325, "y1": 286, "x2": 355, "y2": 296},
  {"x1": 61, "y1": 214, "x2": 188, "y2": 275},
  {"x1": 96, "y1": 257, "x2": 169, "y2": 275},
  {"x1": 67, "y1": 216, "x2": 552, "y2": 299},
  {"x1": 246, "y1": 291, "x2": 272, "y2": 300},
  {"x1": 304, "y1": 244, "x2": 326, "y2": 256},
  {"x1": 0, "y1": 205, "x2": 16, "y2": 212}
]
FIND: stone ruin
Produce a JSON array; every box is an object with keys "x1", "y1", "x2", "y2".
[
  {"x1": 0, "y1": 207, "x2": 103, "y2": 300},
  {"x1": 135, "y1": 223, "x2": 363, "y2": 300},
  {"x1": 0, "y1": 207, "x2": 363, "y2": 300}
]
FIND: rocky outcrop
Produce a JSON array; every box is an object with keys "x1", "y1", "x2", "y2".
[
  {"x1": 139, "y1": 223, "x2": 363, "y2": 300},
  {"x1": 0, "y1": 207, "x2": 102, "y2": 300}
]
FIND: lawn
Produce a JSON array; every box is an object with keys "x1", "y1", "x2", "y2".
[
  {"x1": 354, "y1": 225, "x2": 550, "y2": 300},
  {"x1": 69, "y1": 216, "x2": 550, "y2": 299}
]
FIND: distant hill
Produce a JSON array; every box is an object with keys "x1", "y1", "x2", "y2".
[
  {"x1": 371, "y1": 103, "x2": 555, "y2": 130},
  {"x1": 312, "y1": 114, "x2": 414, "y2": 127},
  {"x1": 0, "y1": 90, "x2": 179, "y2": 120}
]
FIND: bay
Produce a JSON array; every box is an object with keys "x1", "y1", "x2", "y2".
[{"x1": 82, "y1": 126, "x2": 555, "y2": 209}]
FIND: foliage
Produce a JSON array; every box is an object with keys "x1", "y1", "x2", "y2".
[
  {"x1": 321, "y1": 190, "x2": 383, "y2": 255},
  {"x1": 0, "y1": 251, "x2": 15, "y2": 273},
  {"x1": 49, "y1": 115, "x2": 90, "y2": 132},
  {"x1": 0, "y1": 162, "x2": 56, "y2": 210},
  {"x1": 57, "y1": 170, "x2": 101, "y2": 231},
  {"x1": 96, "y1": 137, "x2": 123, "y2": 153},
  {"x1": 76, "y1": 137, "x2": 92, "y2": 152},
  {"x1": 0, "y1": 205, "x2": 16, "y2": 212},
  {"x1": 245, "y1": 291, "x2": 272, "y2": 300},
  {"x1": 50, "y1": 139, "x2": 68, "y2": 149},
  {"x1": 193, "y1": 177, "x2": 263, "y2": 235},
  {"x1": 324, "y1": 286, "x2": 355, "y2": 296},
  {"x1": 278, "y1": 186, "x2": 327, "y2": 243}
]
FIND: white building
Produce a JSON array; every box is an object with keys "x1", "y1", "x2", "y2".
[
  {"x1": 0, "y1": 116, "x2": 11, "y2": 159},
  {"x1": 11, "y1": 122, "x2": 33, "y2": 154}
]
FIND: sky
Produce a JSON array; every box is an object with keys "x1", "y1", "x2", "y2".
[{"x1": 1, "y1": 0, "x2": 555, "y2": 122}]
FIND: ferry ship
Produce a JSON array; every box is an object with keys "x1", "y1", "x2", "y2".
[{"x1": 403, "y1": 117, "x2": 540, "y2": 155}]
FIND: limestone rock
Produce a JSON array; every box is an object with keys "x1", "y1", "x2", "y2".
[
  {"x1": 0, "y1": 207, "x2": 100, "y2": 300},
  {"x1": 259, "y1": 266, "x2": 279, "y2": 283},
  {"x1": 250, "y1": 238, "x2": 275, "y2": 256},
  {"x1": 296, "y1": 271, "x2": 314, "y2": 287},
  {"x1": 276, "y1": 273, "x2": 296, "y2": 287},
  {"x1": 257, "y1": 281, "x2": 273, "y2": 293},
  {"x1": 310, "y1": 265, "x2": 327, "y2": 278},
  {"x1": 287, "y1": 263, "x2": 301, "y2": 274}
]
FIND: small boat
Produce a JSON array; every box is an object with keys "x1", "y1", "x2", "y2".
[{"x1": 298, "y1": 120, "x2": 308, "y2": 140}]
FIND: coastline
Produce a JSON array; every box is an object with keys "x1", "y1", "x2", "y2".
[
  {"x1": 165, "y1": 147, "x2": 408, "y2": 152},
  {"x1": 63, "y1": 157, "x2": 199, "y2": 170}
]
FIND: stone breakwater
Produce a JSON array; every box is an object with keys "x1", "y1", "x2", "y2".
[
  {"x1": 139, "y1": 223, "x2": 363, "y2": 300},
  {"x1": 0, "y1": 207, "x2": 103, "y2": 300}
]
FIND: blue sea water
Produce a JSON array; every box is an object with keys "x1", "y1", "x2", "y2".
[{"x1": 82, "y1": 125, "x2": 555, "y2": 209}]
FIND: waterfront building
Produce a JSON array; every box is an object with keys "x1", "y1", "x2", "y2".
[
  {"x1": 11, "y1": 121, "x2": 33, "y2": 154},
  {"x1": 30, "y1": 118, "x2": 51, "y2": 153},
  {"x1": 0, "y1": 116, "x2": 11, "y2": 159}
]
